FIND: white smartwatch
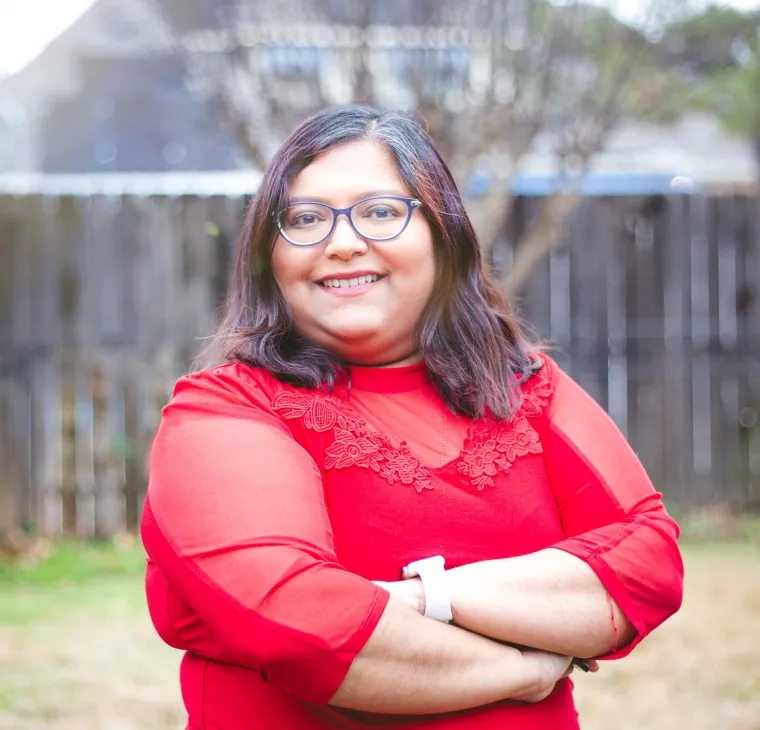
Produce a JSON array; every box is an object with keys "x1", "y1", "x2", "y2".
[{"x1": 402, "y1": 555, "x2": 453, "y2": 623}]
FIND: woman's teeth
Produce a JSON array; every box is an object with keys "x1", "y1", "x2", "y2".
[{"x1": 320, "y1": 274, "x2": 380, "y2": 288}]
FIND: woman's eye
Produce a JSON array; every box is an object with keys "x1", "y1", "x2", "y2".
[
  {"x1": 291, "y1": 212, "x2": 323, "y2": 227},
  {"x1": 366, "y1": 206, "x2": 397, "y2": 220}
]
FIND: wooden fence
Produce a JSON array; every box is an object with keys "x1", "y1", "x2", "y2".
[{"x1": 1, "y1": 191, "x2": 759, "y2": 537}]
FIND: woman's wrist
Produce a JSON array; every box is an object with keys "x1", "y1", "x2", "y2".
[
  {"x1": 483, "y1": 645, "x2": 562, "y2": 704},
  {"x1": 406, "y1": 577, "x2": 425, "y2": 614},
  {"x1": 373, "y1": 577, "x2": 425, "y2": 614},
  {"x1": 443, "y1": 568, "x2": 478, "y2": 627}
]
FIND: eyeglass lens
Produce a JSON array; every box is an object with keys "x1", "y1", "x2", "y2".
[{"x1": 280, "y1": 197, "x2": 410, "y2": 245}]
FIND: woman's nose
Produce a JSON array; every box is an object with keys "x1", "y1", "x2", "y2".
[{"x1": 324, "y1": 215, "x2": 368, "y2": 259}]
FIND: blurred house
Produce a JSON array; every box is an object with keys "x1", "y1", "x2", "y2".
[
  {"x1": 504, "y1": 111, "x2": 758, "y2": 197},
  {"x1": 0, "y1": 0, "x2": 246, "y2": 172},
  {"x1": 0, "y1": 0, "x2": 456, "y2": 173},
  {"x1": 0, "y1": 0, "x2": 756, "y2": 193}
]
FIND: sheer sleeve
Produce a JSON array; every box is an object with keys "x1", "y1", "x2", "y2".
[
  {"x1": 540, "y1": 358, "x2": 684, "y2": 659},
  {"x1": 140, "y1": 365, "x2": 389, "y2": 703}
]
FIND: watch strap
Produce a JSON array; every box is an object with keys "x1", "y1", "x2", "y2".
[{"x1": 403, "y1": 555, "x2": 453, "y2": 622}]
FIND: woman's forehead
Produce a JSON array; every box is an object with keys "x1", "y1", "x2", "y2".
[{"x1": 288, "y1": 140, "x2": 411, "y2": 201}]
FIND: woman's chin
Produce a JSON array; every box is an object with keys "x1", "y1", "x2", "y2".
[{"x1": 321, "y1": 317, "x2": 385, "y2": 345}]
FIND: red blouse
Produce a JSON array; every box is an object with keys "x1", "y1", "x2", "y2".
[{"x1": 141, "y1": 354, "x2": 683, "y2": 729}]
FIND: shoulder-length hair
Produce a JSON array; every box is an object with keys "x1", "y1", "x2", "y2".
[{"x1": 207, "y1": 106, "x2": 536, "y2": 420}]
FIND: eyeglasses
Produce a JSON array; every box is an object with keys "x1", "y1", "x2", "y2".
[{"x1": 276, "y1": 196, "x2": 422, "y2": 247}]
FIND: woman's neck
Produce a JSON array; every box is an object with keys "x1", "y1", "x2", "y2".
[{"x1": 345, "y1": 351, "x2": 422, "y2": 369}]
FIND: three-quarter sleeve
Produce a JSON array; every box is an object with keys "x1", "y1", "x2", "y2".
[
  {"x1": 140, "y1": 365, "x2": 389, "y2": 703},
  {"x1": 540, "y1": 359, "x2": 684, "y2": 659}
]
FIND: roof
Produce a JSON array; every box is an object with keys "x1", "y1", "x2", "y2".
[
  {"x1": 0, "y1": 170, "x2": 262, "y2": 197},
  {"x1": 0, "y1": 169, "x2": 705, "y2": 199}
]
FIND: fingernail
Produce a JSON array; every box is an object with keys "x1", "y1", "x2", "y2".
[{"x1": 574, "y1": 659, "x2": 590, "y2": 672}]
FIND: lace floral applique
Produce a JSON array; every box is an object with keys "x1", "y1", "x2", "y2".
[
  {"x1": 377, "y1": 444, "x2": 432, "y2": 492},
  {"x1": 457, "y1": 368, "x2": 551, "y2": 490},
  {"x1": 272, "y1": 364, "x2": 550, "y2": 494},
  {"x1": 273, "y1": 391, "x2": 433, "y2": 493},
  {"x1": 271, "y1": 391, "x2": 360, "y2": 432},
  {"x1": 519, "y1": 372, "x2": 553, "y2": 419}
]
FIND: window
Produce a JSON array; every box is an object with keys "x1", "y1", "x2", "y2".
[
  {"x1": 267, "y1": 46, "x2": 320, "y2": 78},
  {"x1": 386, "y1": 47, "x2": 469, "y2": 75}
]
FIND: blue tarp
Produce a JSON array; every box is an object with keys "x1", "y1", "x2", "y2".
[{"x1": 468, "y1": 171, "x2": 700, "y2": 197}]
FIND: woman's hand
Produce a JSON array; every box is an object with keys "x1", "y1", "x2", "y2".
[
  {"x1": 373, "y1": 578, "x2": 425, "y2": 614},
  {"x1": 515, "y1": 652, "x2": 600, "y2": 703},
  {"x1": 513, "y1": 651, "x2": 575, "y2": 703}
]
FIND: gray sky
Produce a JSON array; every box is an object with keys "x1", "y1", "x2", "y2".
[
  {"x1": 0, "y1": 0, "x2": 759, "y2": 77},
  {"x1": 587, "y1": 0, "x2": 760, "y2": 25},
  {"x1": 0, "y1": 0, "x2": 98, "y2": 76}
]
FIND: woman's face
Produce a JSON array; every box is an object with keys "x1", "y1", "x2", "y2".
[{"x1": 272, "y1": 140, "x2": 436, "y2": 366}]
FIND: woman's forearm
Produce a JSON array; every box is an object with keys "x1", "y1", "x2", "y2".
[
  {"x1": 445, "y1": 549, "x2": 636, "y2": 658},
  {"x1": 331, "y1": 597, "x2": 568, "y2": 714}
]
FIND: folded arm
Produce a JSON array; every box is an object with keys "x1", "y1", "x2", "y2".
[
  {"x1": 142, "y1": 367, "x2": 571, "y2": 714},
  {"x1": 444, "y1": 547, "x2": 636, "y2": 659},
  {"x1": 394, "y1": 360, "x2": 684, "y2": 659}
]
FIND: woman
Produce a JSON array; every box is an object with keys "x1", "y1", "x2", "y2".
[{"x1": 141, "y1": 106, "x2": 684, "y2": 729}]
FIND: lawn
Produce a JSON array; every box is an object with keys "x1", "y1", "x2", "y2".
[{"x1": 1, "y1": 536, "x2": 759, "y2": 730}]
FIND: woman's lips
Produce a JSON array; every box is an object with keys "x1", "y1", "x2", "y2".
[{"x1": 316, "y1": 277, "x2": 385, "y2": 297}]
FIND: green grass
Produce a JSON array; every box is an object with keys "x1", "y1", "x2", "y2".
[
  {"x1": 675, "y1": 510, "x2": 760, "y2": 545},
  {"x1": 0, "y1": 539, "x2": 148, "y2": 627},
  {"x1": 0, "y1": 540, "x2": 183, "y2": 730},
  {"x1": 0, "y1": 539, "x2": 147, "y2": 586},
  {"x1": 1, "y1": 532, "x2": 759, "y2": 730}
]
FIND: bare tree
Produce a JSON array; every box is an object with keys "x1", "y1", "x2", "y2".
[{"x1": 150, "y1": 0, "x2": 688, "y2": 294}]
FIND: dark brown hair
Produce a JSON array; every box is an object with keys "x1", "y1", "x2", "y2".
[{"x1": 208, "y1": 106, "x2": 536, "y2": 420}]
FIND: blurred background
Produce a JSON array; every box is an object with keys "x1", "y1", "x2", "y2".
[{"x1": 0, "y1": 1, "x2": 759, "y2": 728}]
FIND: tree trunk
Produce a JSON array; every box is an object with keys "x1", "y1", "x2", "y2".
[{"x1": 500, "y1": 192, "x2": 583, "y2": 296}]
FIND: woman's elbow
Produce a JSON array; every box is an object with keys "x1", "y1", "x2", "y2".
[{"x1": 642, "y1": 535, "x2": 685, "y2": 630}]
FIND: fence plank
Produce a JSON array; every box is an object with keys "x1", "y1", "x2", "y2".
[
  {"x1": 74, "y1": 353, "x2": 96, "y2": 537},
  {"x1": 572, "y1": 197, "x2": 618, "y2": 406},
  {"x1": 629, "y1": 195, "x2": 668, "y2": 495},
  {"x1": 606, "y1": 198, "x2": 629, "y2": 439},
  {"x1": 59, "y1": 349, "x2": 78, "y2": 535},
  {"x1": 714, "y1": 197, "x2": 741, "y2": 505},
  {"x1": 93, "y1": 354, "x2": 125, "y2": 537},
  {"x1": 38, "y1": 353, "x2": 63, "y2": 535},
  {"x1": 1, "y1": 191, "x2": 759, "y2": 536},
  {"x1": 661, "y1": 195, "x2": 692, "y2": 506},
  {"x1": 740, "y1": 196, "x2": 760, "y2": 507},
  {"x1": 0, "y1": 354, "x2": 28, "y2": 535}
]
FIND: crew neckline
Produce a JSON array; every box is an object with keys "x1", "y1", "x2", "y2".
[{"x1": 347, "y1": 361, "x2": 428, "y2": 394}]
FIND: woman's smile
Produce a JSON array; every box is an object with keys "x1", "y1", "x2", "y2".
[
  {"x1": 272, "y1": 139, "x2": 435, "y2": 364},
  {"x1": 315, "y1": 272, "x2": 387, "y2": 297}
]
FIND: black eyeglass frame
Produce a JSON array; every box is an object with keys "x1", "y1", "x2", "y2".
[{"x1": 275, "y1": 195, "x2": 423, "y2": 247}]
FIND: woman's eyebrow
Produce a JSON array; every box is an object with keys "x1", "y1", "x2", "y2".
[{"x1": 287, "y1": 190, "x2": 409, "y2": 204}]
